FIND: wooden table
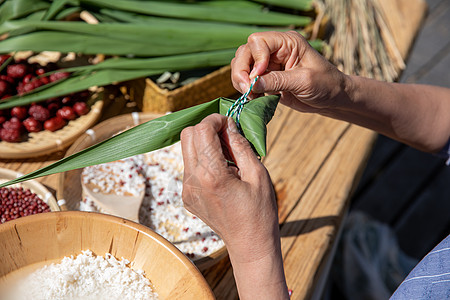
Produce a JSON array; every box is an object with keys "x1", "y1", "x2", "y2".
[{"x1": 0, "y1": 0, "x2": 426, "y2": 299}]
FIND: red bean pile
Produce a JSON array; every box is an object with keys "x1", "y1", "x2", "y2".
[
  {"x1": 0, "y1": 54, "x2": 91, "y2": 143},
  {"x1": 0, "y1": 186, "x2": 51, "y2": 223}
]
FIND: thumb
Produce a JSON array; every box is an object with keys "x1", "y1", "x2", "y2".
[
  {"x1": 252, "y1": 70, "x2": 299, "y2": 94},
  {"x1": 225, "y1": 118, "x2": 263, "y2": 181}
]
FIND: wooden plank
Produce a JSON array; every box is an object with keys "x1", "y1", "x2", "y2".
[
  {"x1": 212, "y1": 266, "x2": 239, "y2": 300},
  {"x1": 264, "y1": 105, "x2": 294, "y2": 153},
  {"x1": 414, "y1": 44, "x2": 450, "y2": 87},
  {"x1": 281, "y1": 125, "x2": 376, "y2": 299},
  {"x1": 202, "y1": 256, "x2": 232, "y2": 290},
  {"x1": 264, "y1": 113, "x2": 349, "y2": 222},
  {"x1": 377, "y1": 0, "x2": 428, "y2": 59},
  {"x1": 400, "y1": 0, "x2": 450, "y2": 82},
  {"x1": 427, "y1": 0, "x2": 445, "y2": 11}
]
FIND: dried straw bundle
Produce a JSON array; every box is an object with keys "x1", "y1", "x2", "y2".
[{"x1": 319, "y1": 0, "x2": 405, "y2": 82}]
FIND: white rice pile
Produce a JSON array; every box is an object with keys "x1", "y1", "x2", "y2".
[
  {"x1": 80, "y1": 142, "x2": 224, "y2": 260},
  {"x1": 4, "y1": 250, "x2": 158, "y2": 300}
]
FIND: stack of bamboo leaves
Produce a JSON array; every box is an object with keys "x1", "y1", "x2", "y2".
[{"x1": 0, "y1": 0, "x2": 322, "y2": 110}]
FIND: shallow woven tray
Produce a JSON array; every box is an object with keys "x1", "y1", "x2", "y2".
[
  {"x1": 58, "y1": 112, "x2": 227, "y2": 271},
  {"x1": 0, "y1": 167, "x2": 59, "y2": 212},
  {"x1": 0, "y1": 92, "x2": 104, "y2": 159}
]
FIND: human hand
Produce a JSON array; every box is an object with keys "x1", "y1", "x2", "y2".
[
  {"x1": 180, "y1": 114, "x2": 279, "y2": 259},
  {"x1": 181, "y1": 114, "x2": 288, "y2": 299},
  {"x1": 231, "y1": 31, "x2": 350, "y2": 113}
]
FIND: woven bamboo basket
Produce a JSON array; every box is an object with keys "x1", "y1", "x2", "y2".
[
  {"x1": 0, "y1": 91, "x2": 104, "y2": 159},
  {"x1": 125, "y1": 65, "x2": 236, "y2": 113},
  {"x1": 0, "y1": 211, "x2": 215, "y2": 299},
  {"x1": 0, "y1": 167, "x2": 59, "y2": 211},
  {"x1": 57, "y1": 112, "x2": 227, "y2": 271}
]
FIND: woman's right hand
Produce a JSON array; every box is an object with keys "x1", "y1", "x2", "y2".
[{"x1": 231, "y1": 31, "x2": 351, "y2": 113}]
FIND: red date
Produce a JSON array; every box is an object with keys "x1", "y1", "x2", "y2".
[
  {"x1": 11, "y1": 106, "x2": 28, "y2": 120},
  {"x1": 28, "y1": 105, "x2": 50, "y2": 122},
  {"x1": 44, "y1": 116, "x2": 66, "y2": 132},
  {"x1": 0, "y1": 56, "x2": 90, "y2": 142},
  {"x1": 23, "y1": 117, "x2": 42, "y2": 133},
  {"x1": 0, "y1": 80, "x2": 9, "y2": 98},
  {"x1": 73, "y1": 102, "x2": 90, "y2": 116},
  {"x1": 49, "y1": 71, "x2": 70, "y2": 82},
  {"x1": 2, "y1": 117, "x2": 23, "y2": 132},
  {"x1": 0, "y1": 128, "x2": 21, "y2": 143},
  {"x1": 57, "y1": 106, "x2": 77, "y2": 120},
  {"x1": 7, "y1": 64, "x2": 27, "y2": 79}
]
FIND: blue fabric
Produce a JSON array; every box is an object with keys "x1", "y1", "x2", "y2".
[{"x1": 390, "y1": 234, "x2": 450, "y2": 299}]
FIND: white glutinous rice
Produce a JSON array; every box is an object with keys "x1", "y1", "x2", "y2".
[
  {"x1": 4, "y1": 250, "x2": 158, "y2": 300},
  {"x1": 80, "y1": 142, "x2": 224, "y2": 260}
]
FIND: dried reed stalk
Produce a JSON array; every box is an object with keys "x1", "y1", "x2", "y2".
[{"x1": 318, "y1": 0, "x2": 405, "y2": 82}]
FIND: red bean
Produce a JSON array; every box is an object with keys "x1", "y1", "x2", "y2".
[{"x1": 0, "y1": 187, "x2": 50, "y2": 223}]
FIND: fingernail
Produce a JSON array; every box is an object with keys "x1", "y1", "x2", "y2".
[
  {"x1": 239, "y1": 82, "x2": 248, "y2": 93},
  {"x1": 227, "y1": 117, "x2": 239, "y2": 133}
]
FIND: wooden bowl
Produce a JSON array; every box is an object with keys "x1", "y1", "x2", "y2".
[
  {"x1": 0, "y1": 167, "x2": 59, "y2": 212},
  {"x1": 0, "y1": 211, "x2": 215, "y2": 299},
  {"x1": 0, "y1": 91, "x2": 104, "y2": 159},
  {"x1": 57, "y1": 112, "x2": 227, "y2": 271}
]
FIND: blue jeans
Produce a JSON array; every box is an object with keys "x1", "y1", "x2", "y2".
[{"x1": 391, "y1": 234, "x2": 450, "y2": 299}]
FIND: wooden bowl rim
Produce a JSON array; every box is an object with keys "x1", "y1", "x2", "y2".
[{"x1": 0, "y1": 210, "x2": 215, "y2": 298}]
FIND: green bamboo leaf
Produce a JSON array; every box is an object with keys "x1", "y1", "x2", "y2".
[
  {"x1": 64, "y1": 49, "x2": 236, "y2": 72},
  {"x1": 198, "y1": 1, "x2": 262, "y2": 9},
  {"x1": 79, "y1": 0, "x2": 311, "y2": 26},
  {"x1": 53, "y1": 6, "x2": 81, "y2": 20},
  {"x1": 88, "y1": 10, "x2": 119, "y2": 23},
  {"x1": 252, "y1": 0, "x2": 313, "y2": 11},
  {"x1": 307, "y1": 39, "x2": 324, "y2": 52},
  {"x1": 0, "y1": 49, "x2": 236, "y2": 109},
  {"x1": 0, "y1": 69, "x2": 150, "y2": 110},
  {"x1": 0, "y1": 28, "x2": 247, "y2": 56},
  {"x1": 22, "y1": 10, "x2": 47, "y2": 21},
  {"x1": 0, "y1": 0, "x2": 49, "y2": 23},
  {"x1": 0, "y1": 20, "x2": 261, "y2": 41},
  {"x1": 222, "y1": 94, "x2": 279, "y2": 156},
  {"x1": 0, "y1": 21, "x2": 320, "y2": 57},
  {"x1": 98, "y1": 9, "x2": 263, "y2": 30},
  {"x1": 0, "y1": 95, "x2": 279, "y2": 187},
  {"x1": 97, "y1": 10, "x2": 324, "y2": 52}
]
